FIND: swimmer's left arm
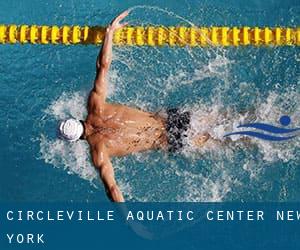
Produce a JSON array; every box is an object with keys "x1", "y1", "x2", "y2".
[
  {"x1": 93, "y1": 11, "x2": 129, "y2": 100},
  {"x1": 92, "y1": 143, "x2": 125, "y2": 202}
]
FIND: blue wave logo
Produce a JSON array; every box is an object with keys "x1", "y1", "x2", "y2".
[{"x1": 224, "y1": 116, "x2": 300, "y2": 141}]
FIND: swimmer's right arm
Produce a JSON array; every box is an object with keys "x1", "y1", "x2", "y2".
[
  {"x1": 92, "y1": 143, "x2": 125, "y2": 202},
  {"x1": 93, "y1": 11, "x2": 129, "y2": 100}
]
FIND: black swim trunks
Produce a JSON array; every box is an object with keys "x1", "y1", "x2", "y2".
[{"x1": 166, "y1": 108, "x2": 191, "y2": 153}]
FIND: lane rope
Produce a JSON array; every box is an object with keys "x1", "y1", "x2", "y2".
[{"x1": 0, "y1": 25, "x2": 299, "y2": 46}]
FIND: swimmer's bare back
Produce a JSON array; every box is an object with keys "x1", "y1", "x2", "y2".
[
  {"x1": 86, "y1": 102, "x2": 168, "y2": 156},
  {"x1": 81, "y1": 11, "x2": 168, "y2": 202}
]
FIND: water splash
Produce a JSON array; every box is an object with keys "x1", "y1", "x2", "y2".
[
  {"x1": 39, "y1": 134, "x2": 97, "y2": 185},
  {"x1": 37, "y1": 6, "x2": 300, "y2": 202},
  {"x1": 39, "y1": 88, "x2": 300, "y2": 202}
]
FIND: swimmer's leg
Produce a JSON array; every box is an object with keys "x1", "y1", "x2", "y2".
[
  {"x1": 192, "y1": 133, "x2": 254, "y2": 148},
  {"x1": 192, "y1": 132, "x2": 211, "y2": 147},
  {"x1": 189, "y1": 108, "x2": 259, "y2": 148},
  {"x1": 190, "y1": 115, "x2": 216, "y2": 147}
]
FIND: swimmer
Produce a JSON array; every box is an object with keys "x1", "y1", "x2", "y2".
[{"x1": 58, "y1": 11, "x2": 211, "y2": 202}]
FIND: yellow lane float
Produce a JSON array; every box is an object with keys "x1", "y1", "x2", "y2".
[{"x1": 0, "y1": 25, "x2": 299, "y2": 46}]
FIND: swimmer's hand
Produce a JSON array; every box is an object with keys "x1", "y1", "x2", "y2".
[{"x1": 107, "y1": 10, "x2": 129, "y2": 33}]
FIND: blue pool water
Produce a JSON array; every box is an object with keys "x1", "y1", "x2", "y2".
[{"x1": 0, "y1": 0, "x2": 299, "y2": 202}]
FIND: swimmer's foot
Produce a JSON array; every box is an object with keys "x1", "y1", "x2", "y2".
[{"x1": 193, "y1": 133, "x2": 210, "y2": 147}]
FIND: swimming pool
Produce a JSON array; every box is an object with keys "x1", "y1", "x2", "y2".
[{"x1": 0, "y1": 0, "x2": 299, "y2": 202}]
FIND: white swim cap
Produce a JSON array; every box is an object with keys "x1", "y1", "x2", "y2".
[{"x1": 58, "y1": 118, "x2": 84, "y2": 142}]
